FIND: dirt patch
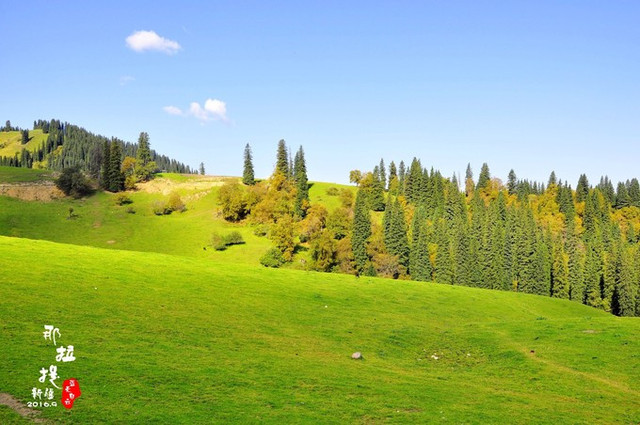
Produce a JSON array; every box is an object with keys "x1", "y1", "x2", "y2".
[
  {"x1": 0, "y1": 392, "x2": 47, "y2": 423},
  {"x1": 106, "y1": 240, "x2": 116, "y2": 244},
  {"x1": 582, "y1": 329, "x2": 598, "y2": 334},
  {"x1": 0, "y1": 182, "x2": 64, "y2": 202},
  {"x1": 136, "y1": 176, "x2": 230, "y2": 195}
]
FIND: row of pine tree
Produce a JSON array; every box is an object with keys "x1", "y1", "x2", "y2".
[
  {"x1": 236, "y1": 144, "x2": 640, "y2": 317},
  {"x1": 0, "y1": 119, "x2": 193, "y2": 176}
]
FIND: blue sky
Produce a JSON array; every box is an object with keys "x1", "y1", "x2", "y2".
[{"x1": 1, "y1": 1, "x2": 639, "y2": 185}]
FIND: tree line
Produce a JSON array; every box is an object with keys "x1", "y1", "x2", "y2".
[
  {"x1": 0, "y1": 119, "x2": 194, "y2": 179},
  {"x1": 221, "y1": 146, "x2": 640, "y2": 317}
]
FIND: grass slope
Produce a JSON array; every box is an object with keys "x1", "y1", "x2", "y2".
[
  {"x1": 0, "y1": 167, "x2": 53, "y2": 183},
  {"x1": 0, "y1": 130, "x2": 48, "y2": 158},
  {"x1": 0, "y1": 168, "x2": 354, "y2": 266},
  {"x1": 0, "y1": 236, "x2": 638, "y2": 424}
]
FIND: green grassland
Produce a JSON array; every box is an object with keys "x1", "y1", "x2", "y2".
[
  {"x1": 0, "y1": 168, "x2": 354, "y2": 266},
  {"x1": 0, "y1": 236, "x2": 638, "y2": 424},
  {"x1": 0, "y1": 130, "x2": 48, "y2": 158},
  {"x1": 0, "y1": 166, "x2": 638, "y2": 423},
  {"x1": 0, "y1": 167, "x2": 53, "y2": 183}
]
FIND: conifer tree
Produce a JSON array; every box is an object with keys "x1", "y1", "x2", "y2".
[
  {"x1": 410, "y1": 207, "x2": 431, "y2": 281},
  {"x1": 293, "y1": 146, "x2": 309, "y2": 217},
  {"x1": 199, "y1": 162, "x2": 205, "y2": 175},
  {"x1": 476, "y1": 163, "x2": 491, "y2": 190},
  {"x1": 352, "y1": 189, "x2": 372, "y2": 273},
  {"x1": 507, "y1": 169, "x2": 517, "y2": 195},
  {"x1": 383, "y1": 195, "x2": 393, "y2": 247},
  {"x1": 136, "y1": 132, "x2": 151, "y2": 165},
  {"x1": 613, "y1": 247, "x2": 637, "y2": 316},
  {"x1": 405, "y1": 158, "x2": 422, "y2": 203},
  {"x1": 576, "y1": 174, "x2": 590, "y2": 202},
  {"x1": 384, "y1": 200, "x2": 410, "y2": 271},
  {"x1": 615, "y1": 182, "x2": 630, "y2": 208},
  {"x1": 243, "y1": 143, "x2": 255, "y2": 185},
  {"x1": 379, "y1": 159, "x2": 386, "y2": 191},
  {"x1": 602, "y1": 244, "x2": 620, "y2": 311},
  {"x1": 100, "y1": 140, "x2": 110, "y2": 189},
  {"x1": 551, "y1": 240, "x2": 570, "y2": 299},
  {"x1": 388, "y1": 161, "x2": 398, "y2": 193},
  {"x1": 369, "y1": 165, "x2": 385, "y2": 211},
  {"x1": 584, "y1": 244, "x2": 603, "y2": 307},
  {"x1": 628, "y1": 178, "x2": 640, "y2": 207},
  {"x1": 276, "y1": 139, "x2": 289, "y2": 176},
  {"x1": 434, "y1": 219, "x2": 454, "y2": 284},
  {"x1": 398, "y1": 160, "x2": 406, "y2": 195},
  {"x1": 107, "y1": 140, "x2": 124, "y2": 192},
  {"x1": 465, "y1": 163, "x2": 474, "y2": 196}
]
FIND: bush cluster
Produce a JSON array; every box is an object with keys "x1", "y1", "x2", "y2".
[{"x1": 211, "y1": 231, "x2": 245, "y2": 251}]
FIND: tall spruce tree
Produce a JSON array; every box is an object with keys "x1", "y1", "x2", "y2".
[
  {"x1": 615, "y1": 182, "x2": 630, "y2": 208},
  {"x1": 388, "y1": 161, "x2": 398, "y2": 193},
  {"x1": 628, "y1": 178, "x2": 640, "y2": 207},
  {"x1": 379, "y1": 159, "x2": 386, "y2": 191},
  {"x1": 136, "y1": 132, "x2": 151, "y2": 165},
  {"x1": 476, "y1": 163, "x2": 491, "y2": 190},
  {"x1": 370, "y1": 165, "x2": 385, "y2": 211},
  {"x1": 465, "y1": 163, "x2": 474, "y2": 196},
  {"x1": 386, "y1": 199, "x2": 410, "y2": 271},
  {"x1": 576, "y1": 174, "x2": 590, "y2": 202},
  {"x1": 507, "y1": 169, "x2": 517, "y2": 195},
  {"x1": 293, "y1": 146, "x2": 309, "y2": 217},
  {"x1": 398, "y1": 161, "x2": 406, "y2": 195},
  {"x1": 243, "y1": 143, "x2": 255, "y2": 185},
  {"x1": 405, "y1": 158, "x2": 422, "y2": 203},
  {"x1": 276, "y1": 139, "x2": 289, "y2": 176},
  {"x1": 551, "y1": 240, "x2": 570, "y2": 299},
  {"x1": 107, "y1": 140, "x2": 124, "y2": 192},
  {"x1": 352, "y1": 189, "x2": 372, "y2": 273},
  {"x1": 100, "y1": 140, "x2": 110, "y2": 189}
]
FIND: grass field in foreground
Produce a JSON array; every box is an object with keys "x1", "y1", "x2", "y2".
[{"x1": 0, "y1": 236, "x2": 638, "y2": 424}]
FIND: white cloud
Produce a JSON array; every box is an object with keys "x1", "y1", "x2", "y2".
[
  {"x1": 126, "y1": 30, "x2": 181, "y2": 54},
  {"x1": 164, "y1": 98, "x2": 229, "y2": 122},
  {"x1": 163, "y1": 106, "x2": 183, "y2": 116},
  {"x1": 204, "y1": 99, "x2": 228, "y2": 122},
  {"x1": 189, "y1": 102, "x2": 209, "y2": 121},
  {"x1": 119, "y1": 75, "x2": 135, "y2": 86}
]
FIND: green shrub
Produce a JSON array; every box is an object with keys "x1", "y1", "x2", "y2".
[
  {"x1": 260, "y1": 248, "x2": 285, "y2": 268},
  {"x1": 55, "y1": 166, "x2": 94, "y2": 199},
  {"x1": 168, "y1": 191, "x2": 186, "y2": 213},
  {"x1": 210, "y1": 231, "x2": 245, "y2": 251},
  {"x1": 211, "y1": 233, "x2": 228, "y2": 251},
  {"x1": 152, "y1": 201, "x2": 171, "y2": 215},
  {"x1": 326, "y1": 187, "x2": 339, "y2": 196},
  {"x1": 115, "y1": 193, "x2": 133, "y2": 205},
  {"x1": 126, "y1": 207, "x2": 136, "y2": 214},
  {"x1": 253, "y1": 224, "x2": 269, "y2": 237},
  {"x1": 224, "y1": 231, "x2": 245, "y2": 246}
]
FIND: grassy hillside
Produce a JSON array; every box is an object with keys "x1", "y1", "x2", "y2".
[
  {"x1": 0, "y1": 168, "x2": 354, "y2": 266},
  {"x1": 0, "y1": 130, "x2": 48, "y2": 158},
  {"x1": 0, "y1": 236, "x2": 638, "y2": 424},
  {"x1": 0, "y1": 167, "x2": 53, "y2": 183}
]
